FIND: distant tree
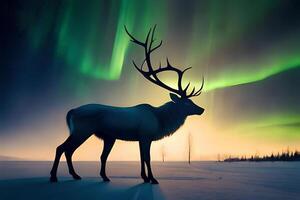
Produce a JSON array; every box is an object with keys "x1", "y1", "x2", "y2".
[
  {"x1": 294, "y1": 150, "x2": 300, "y2": 161},
  {"x1": 161, "y1": 144, "x2": 165, "y2": 162},
  {"x1": 250, "y1": 156, "x2": 254, "y2": 161},
  {"x1": 223, "y1": 147, "x2": 300, "y2": 162},
  {"x1": 276, "y1": 152, "x2": 280, "y2": 160},
  {"x1": 217, "y1": 154, "x2": 221, "y2": 162},
  {"x1": 270, "y1": 153, "x2": 274, "y2": 160},
  {"x1": 188, "y1": 132, "x2": 192, "y2": 164}
]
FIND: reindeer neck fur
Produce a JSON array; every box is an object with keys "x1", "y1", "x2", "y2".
[{"x1": 154, "y1": 101, "x2": 188, "y2": 140}]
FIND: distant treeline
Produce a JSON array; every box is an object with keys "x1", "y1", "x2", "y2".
[{"x1": 223, "y1": 150, "x2": 300, "y2": 162}]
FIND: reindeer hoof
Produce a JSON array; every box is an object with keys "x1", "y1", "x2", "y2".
[
  {"x1": 50, "y1": 176, "x2": 58, "y2": 182},
  {"x1": 143, "y1": 177, "x2": 150, "y2": 183},
  {"x1": 150, "y1": 178, "x2": 159, "y2": 184},
  {"x1": 102, "y1": 177, "x2": 110, "y2": 182},
  {"x1": 72, "y1": 174, "x2": 82, "y2": 180}
]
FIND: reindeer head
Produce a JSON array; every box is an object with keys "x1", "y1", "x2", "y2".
[
  {"x1": 169, "y1": 93, "x2": 204, "y2": 115},
  {"x1": 125, "y1": 25, "x2": 204, "y2": 116}
]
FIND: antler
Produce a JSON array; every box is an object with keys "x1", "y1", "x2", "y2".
[{"x1": 125, "y1": 25, "x2": 204, "y2": 98}]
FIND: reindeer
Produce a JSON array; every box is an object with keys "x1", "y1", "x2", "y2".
[{"x1": 50, "y1": 25, "x2": 204, "y2": 184}]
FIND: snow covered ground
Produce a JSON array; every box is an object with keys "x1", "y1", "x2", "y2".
[{"x1": 0, "y1": 161, "x2": 299, "y2": 200}]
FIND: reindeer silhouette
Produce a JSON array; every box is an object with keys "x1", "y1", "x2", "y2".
[{"x1": 50, "y1": 25, "x2": 204, "y2": 184}]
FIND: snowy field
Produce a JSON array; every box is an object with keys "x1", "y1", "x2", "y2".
[{"x1": 0, "y1": 161, "x2": 299, "y2": 200}]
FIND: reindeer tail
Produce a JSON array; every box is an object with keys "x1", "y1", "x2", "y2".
[{"x1": 66, "y1": 109, "x2": 74, "y2": 134}]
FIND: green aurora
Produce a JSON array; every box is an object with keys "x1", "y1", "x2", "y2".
[{"x1": 22, "y1": 0, "x2": 300, "y2": 91}]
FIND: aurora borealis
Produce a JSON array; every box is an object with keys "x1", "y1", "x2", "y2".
[{"x1": 1, "y1": 0, "x2": 300, "y2": 161}]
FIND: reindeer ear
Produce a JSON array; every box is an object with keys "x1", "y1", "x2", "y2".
[{"x1": 170, "y1": 93, "x2": 180, "y2": 102}]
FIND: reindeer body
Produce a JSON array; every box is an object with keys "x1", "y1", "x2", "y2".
[
  {"x1": 68, "y1": 102, "x2": 186, "y2": 142},
  {"x1": 50, "y1": 26, "x2": 204, "y2": 184}
]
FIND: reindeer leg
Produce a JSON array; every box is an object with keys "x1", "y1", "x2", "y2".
[
  {"x1": 50, "y1": 143, "x2": 65, "y2": 182},
  {"x1": 64, "y1": 135, "x2": 83, "y2": 180},
  {"x1": 100, "y1": 138, "x2": 115, "y2": 182},
  {"x1": 65, "y1": 133, "x2": 92, "y2": 180},
  {"x1": 142, "y1": 140, "x2": 159, "y2": 184},
  {"x1": 65, "y1": 150, "x2": 81, "y2": 180},
  {"x1": 139, "y1": 141, "x2": 149, "y2": 183}
]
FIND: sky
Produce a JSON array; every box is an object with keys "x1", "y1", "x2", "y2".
[{"x1": 1, "y1": 0, "x2": 300, "y2": 161}]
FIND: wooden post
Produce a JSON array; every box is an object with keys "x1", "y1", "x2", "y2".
[{"x1": 188, "y1": 132, "x2": 191, "y2": 164}]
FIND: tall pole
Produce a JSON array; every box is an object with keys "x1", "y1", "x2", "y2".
[
  {"x1": 188, "y1": 132, "x2": 191, "y2": 165},
  {"x1": 161, "y1": 144, "x2": 165, "y2": 163}
]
